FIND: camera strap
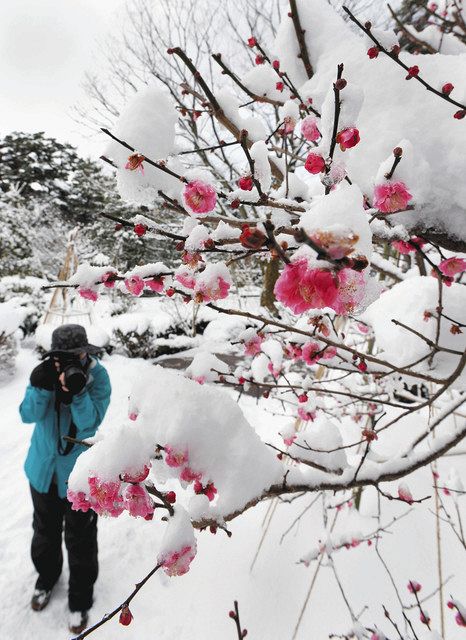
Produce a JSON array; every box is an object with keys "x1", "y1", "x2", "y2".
[{"x1": 55, "y1": 395, "x2": 77, "y2": 456}]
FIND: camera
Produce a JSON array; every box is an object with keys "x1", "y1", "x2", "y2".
[{"x1": 54, "y1": 354, "x2": 87, "y2": 395}]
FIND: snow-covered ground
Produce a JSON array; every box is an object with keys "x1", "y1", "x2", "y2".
[{"x1": 1, "y1": 347, "x2": 465, "y2": 640}]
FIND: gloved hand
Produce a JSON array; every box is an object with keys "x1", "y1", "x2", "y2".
[{"x1": 30, "y1": 359, "x2": 58, "y2": 391}]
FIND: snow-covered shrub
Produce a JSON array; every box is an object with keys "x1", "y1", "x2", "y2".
[
  {"x1": 0, "y1": 300, "x2": 25, "y2": 382},
  {"x1": 0, "y1": 276, "x2": 47, "y2": 336}
]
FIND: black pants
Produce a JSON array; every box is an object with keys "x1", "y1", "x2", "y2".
[{"x1": 30, "y1": 483, "x2": 98, "y2": 611}]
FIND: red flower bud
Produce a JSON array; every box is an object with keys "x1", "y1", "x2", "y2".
[
  {"x1": 166, "y1": 288, "x2": 175, "y2": 297},
  {"x1": 357, "y1": 361, "x2": 367, "y2": 372},
  {"x1": 335, "y1": 78, "x2": 347, "y2": 90},
  {"x1": 240, "y1": 225, "x2": 266, "y2": 249},
  {"x1": 238, "y1": 376, "x2": 246, "y2": 385},
  {"x1": 454, "y1": 109, "x2": 466, "y2": 119},
  {"x1": 272, "y1": 60, "x2": 280, "y2": 70},
  {"x1": 134, "y1": 223, "x2": 147, "y2": 237},
  {"x1": 255, "y1": 55, "x2": 265, "y2": 65},
  {"x1": 229, "y1": 611, "x2": 236, "y2": 618},
  {"x1": 304, "y1": 152, "x2": 326, "y2": 174},
  {"x1": 237, "y1": 175, "x2": 254, "y2": 191},
  {"x1": 114, "y1": 223, "x2": 123, "y2": 231},
  {"x1": 247, "y1": 37, "x2": 257, "y2": 47},
  {"x1": 393, "y1": 146, "x2": 403, "y2": 157},
  {"x1": 442, "y1": 82, "x2": 454, "y2": 95},
  {"x1": 367, "y1": 46, "x2": 379, "y2": 59},
  {"x1": 119, "y1": 606, "x2": 133, "y2": 626},
  {"x1": 276, "y1": 81, "x2": 284, "y2": 92},
  {"x1": 230, "y1": 198, "x2": 240, "y2": 209},
  {"x1": 406, "y1": 65, "x2": 419, "y2": 80},
  {"x1": 165, "y1": 491, "x2": 176, "y2": 504}
]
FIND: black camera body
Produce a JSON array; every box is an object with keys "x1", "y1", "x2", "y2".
[{"x1": 55, "y1": 354, "x2": 87, "y2": 395}]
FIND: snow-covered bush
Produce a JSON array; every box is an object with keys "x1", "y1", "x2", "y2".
[
  {"x1": 0, "y1": 300, "x2": 25, "y2": 382},
  {"x1": 0, "y1": 276, "x2": 47, "y2": 336},
  {"x1": 47, "y1": 0, "x2": 466, "y2": 635}
]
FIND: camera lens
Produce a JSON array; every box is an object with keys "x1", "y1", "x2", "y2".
[{"x1": 63, "y1": 364, "x2": 87, "y2": 394}]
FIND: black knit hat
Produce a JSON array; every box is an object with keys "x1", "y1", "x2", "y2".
[{"x1": 42, "y1": 324, "x2": 101, "y2": 358}]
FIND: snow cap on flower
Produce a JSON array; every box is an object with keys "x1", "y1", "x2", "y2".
[
  {"x1": 157, "y1": 507, "x2": 197, "y2": 577},
  {"x1": 398, "y1": 482, "x2": 414, "y2": 504}
]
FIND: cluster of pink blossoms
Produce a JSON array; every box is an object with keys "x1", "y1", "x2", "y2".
[
  {"x1": 68, "y1": 472, "x2": 154, "y2": 520},
  {"x1": 164, "y1": 446, "x2": 217, "y2": 502},
  {"x1": 274, "y1": 259, "x2": 365, "y2": 315},
  {"x1": 175, "y1": 270, "x2": 230, "y2": 303}
]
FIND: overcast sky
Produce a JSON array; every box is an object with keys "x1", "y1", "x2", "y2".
[{"x1": 0, "y1": 0, "x2": 125, "y2": 159}]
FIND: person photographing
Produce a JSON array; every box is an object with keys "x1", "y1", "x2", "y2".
[{"x1": 19, "y1": 324, "x2": 111, "y2": 634}]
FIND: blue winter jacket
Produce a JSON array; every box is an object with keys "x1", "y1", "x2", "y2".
[{"x1": 19, "y1": 358, "x2": 111, "y2": 498}]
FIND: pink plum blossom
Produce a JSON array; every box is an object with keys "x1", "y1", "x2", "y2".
[
  {"x1": 125, "y1": 275, "x2": 145, "y2": 296},
  {"x1": 101, "y1": 271, "x2": 117, "y2": 288},
  {"x1": 88, "y1": 476, "x2": 124, "y2": 517},
  {"x1": 145, "y1": 276, "x2": 165, "y2": 292},
  {"x1": 283, "y1": 434, "x2": 297, "y2": 447},
  {"x1": 267, "y1": 361, "x2": 281, "y2": 377},
  {"x1": 123, "y1": 484, "x2": 154, "y2": 518},
  {"x1": 244, "y1": 333, "x2": 263, "y2": 356},
  {"x1": 439, "y1": 257, "x2": 466, "y2": 277},
  {"x1": 194, "y1": 480, "x2": 218, "y2": 502},
  {"x1": 332, "y1": 268, "x2": 366, "y2": 315},
  {"x1": 274, "y1": 259, "x2": 339, "y2": 314},
  {"x1": 121, "y1": 465, "x2": 150, "y2": 483},
  {"x1": 373, "y1": 181, "x2": 412, "y2": 213},
  {"x1": 125, "y1": 153, "x2": 145, "y2": 173},
  {"x1": 128, "y1": 411, "x2": 138, "y2": 421},
  {"x1": 302, "y1": 342, "x2": 322, "y2": 365},
  {"x1": 283, "y1": 115, "x2": 297, "y2": 134},
  {"x1": 67, "y1": 490, "x2": 91, "y2": 513},
  {"x1": 321, "y1": 346, "x2": 337, "y2": 359},
  {"x1": 183, "y1": 180, "x2": 217, "y2": 214},
  {"x1": 300, "y1": 116, "x2": 321, "y2": 142},
  {"x1": 391, "y1": 237, "x2": 424, "y2": 254},
  {"x1": 78, "y1": 288, "x2": 98, "y2": 302},
  {"x1": 165, "y1": 446, "x2": 189, "y2": 468},
  {"x1": 180, "y1": 467, "x2": 202, "y2": 483},
  {"x1": 194, "y1": 276, "x2": 230, "y2": 302},
  {"x1": 160, "y1": 544, "x2": 197, "y2": 577},
  {"x1": 298, "y1": 407, "x2": 317, "y2": 421},
  {"x1": 176, "y1": 271, "x2": 196, "y2": 290}
]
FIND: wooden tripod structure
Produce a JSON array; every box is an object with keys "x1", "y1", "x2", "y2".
[{"x1": 41, "y1": 229, "x2": 92, "y2": 328}]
